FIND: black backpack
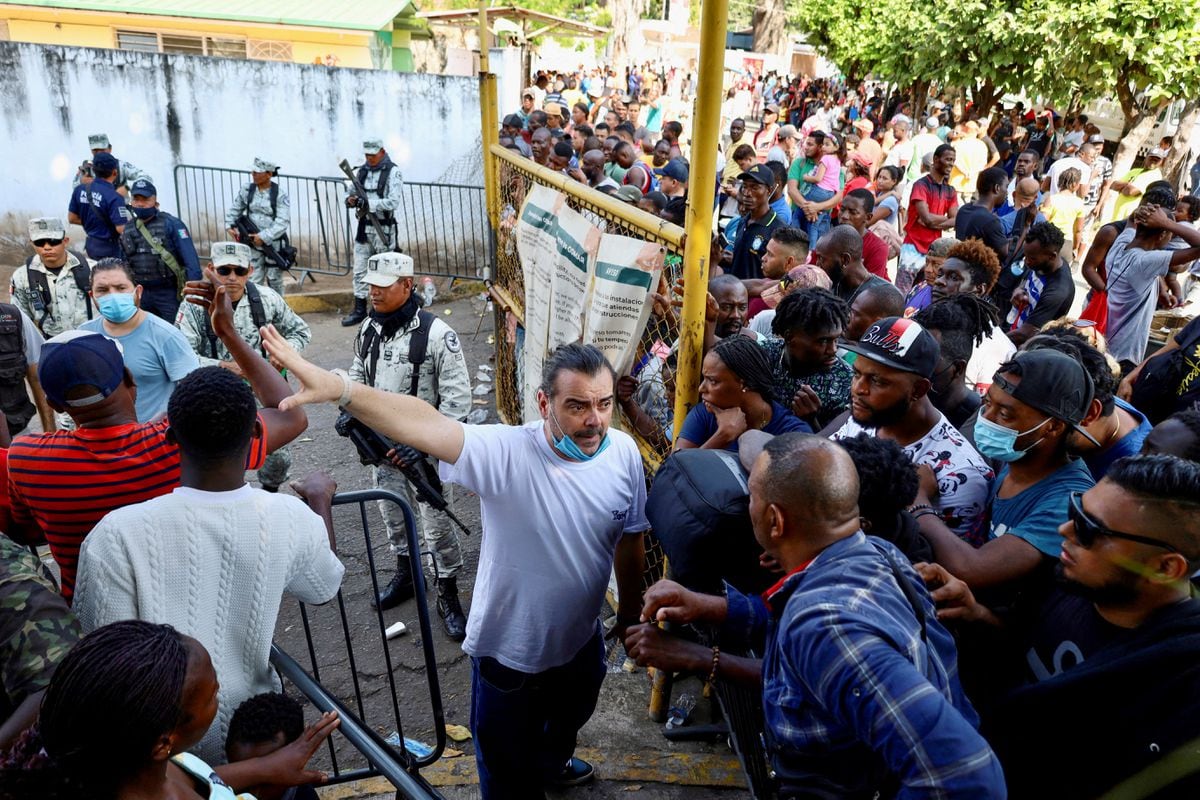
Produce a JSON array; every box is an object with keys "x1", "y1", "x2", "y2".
[
  {"x1": 646, "y1": 449, "x2": 774, "y2": 596},
  {"x1": 1129, "y1": 318, "x2": 1200, "y2": 424},
  {"x1": 203, "y1": 282, "x2": 268, "y2": 359},
  {"x1": 23, "y1": 253, "x2": 92, "y2": 334}
]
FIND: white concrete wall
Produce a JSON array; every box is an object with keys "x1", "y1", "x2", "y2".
[{"x1": 0, "y1": 41, "x2": 482, "y2": 260}]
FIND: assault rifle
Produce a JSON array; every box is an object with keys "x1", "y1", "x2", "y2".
[
  {"x1": 232, "y1": 215, "x2": 296, "y2": 272},
  {"x1": 334, "y1": 410, "x2": 472, "y2": 537},
  {"x1": 338, "y1": 158, "x2": 393, "y2": 245}
]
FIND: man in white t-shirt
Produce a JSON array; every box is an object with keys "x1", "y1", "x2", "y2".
[
  {"x1": 257, "y1": 332, "x2": 648, "y2": 799},
  {"x1": 832, "y1": 317, "x2": 993, "y2": 545},
  {"x1": 74, "y1": 365, "x2": 344, "y2": 764}
]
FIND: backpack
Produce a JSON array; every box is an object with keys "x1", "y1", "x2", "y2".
[
  {"x1": 247, "y1": 182, "x2": 298, "y2": 267},
  {"x1": 0, "y1": 303, "x2": 35, "y2": 433},
  {"x1": 357, "y1": 310, "x2": 434, "y2": 396},
  {"x1": 23, "y1": 253, "x2": 93, "y2": 333},
  {"x1": 1129, "y1": 318, "x2": 1200, "y2": 424},
  {"x1": 203, "y1": 282, "x2": 268, "y2": 359},
  {"x1": 645, "y1": 449, "x2": 774, "y2": 596}
]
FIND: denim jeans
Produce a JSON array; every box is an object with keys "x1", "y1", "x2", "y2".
[
  {"x1": 794, "y1": 185, "x2": 835, "y2": 249},
  {"x1": 470, "y1": 628, "x2": 606, "y2": 799}
]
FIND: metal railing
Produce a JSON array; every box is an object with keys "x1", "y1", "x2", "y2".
[
  {"x1": 173, "y1": 164, "x2": 490, "y2": 282},
  {"x1": 271, "y1": 489, "x2": 446, "y2": 800}
]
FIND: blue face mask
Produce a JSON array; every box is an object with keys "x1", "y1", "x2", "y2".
[
  {"x1": 974, "y1": 414, "x2": 1050, "y2": 463},
  {"x1": 97, "y1": 292, "x2": 138, "y2": 323},
  {"x1": 548, "y1": 407, "x2": 610, "y2": 461},
  {"x1": 131, "y1": 205, "x2": 157, "y2": 221}
]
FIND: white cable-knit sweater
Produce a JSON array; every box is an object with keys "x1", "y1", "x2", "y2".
[{"x1": 74, "y1": 485, "x2": 345, "y2": 764}]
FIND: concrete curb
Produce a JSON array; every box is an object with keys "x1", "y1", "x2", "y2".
[{"x1": 284, "y1": 290, "x2": 356, "y2": 315}]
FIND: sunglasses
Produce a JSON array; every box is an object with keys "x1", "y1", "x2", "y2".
[
  {"x1": 215, "y1": 265, "x2": 250, "y2": 277},
  {"x1": 34, "y1": 238, "x2": 64, "y2": 248},
  {"x1": 1067, "y1": 492, "x2": 1179, "y2": 553}
]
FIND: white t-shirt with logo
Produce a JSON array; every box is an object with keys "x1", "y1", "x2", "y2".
[
  {"x1": 440, "y1": 421, "x2": 648, "y2": 673},
  {"x1": 833, "y1": 412, "x2": 994, "y2": 545}
]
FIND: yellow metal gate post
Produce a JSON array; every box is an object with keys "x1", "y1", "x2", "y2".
[
  {"x1": 478, "y1": 2, "x2": 500, "y2": 229},
  {"x1": 649, "y1": 0, "x2": 730, "y2": 723}
]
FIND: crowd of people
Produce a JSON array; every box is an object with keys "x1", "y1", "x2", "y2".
[{"x1": 2, "y1": 65, "x2": 1200, "y2": 800}]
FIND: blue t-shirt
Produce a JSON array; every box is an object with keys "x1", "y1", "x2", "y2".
[
  {"x1": 68, "y1": 178, "x2": 128, "y2": 248},
  {"x1": 1084, "y1": 398, "x2": 1152, "y2": 481},
  {"x1": 988, "y1": 459, "x2": 1095, "y2": 557},
  {"x1": 678, "y1": 400, "x2": 811, "y2": 452},
  {"x1": 82, "y1": 312, "x2": 200, "y2": 421}
]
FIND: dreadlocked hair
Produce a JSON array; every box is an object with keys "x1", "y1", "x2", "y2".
[
  {"x1": 946, "y1": 238, "x2": 1000, "y2": 290},
  {"x1": 914, "y1": 294, "x2": 1001, "y2": 363},
  {"x1": 711, "y1": 335, "x2": 776, "y2": 402},
  {"x1": 772, "y1": 287, "x2": 849, "y2": 339},
  {"x1": 0, "y1": 621, "x2": 190, "y2": 800}
]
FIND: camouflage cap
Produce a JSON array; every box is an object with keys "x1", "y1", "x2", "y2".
[
  {"x1": 88, "y1": 132, "x2": 111, "y2": 149},
  {"x1": 363, "y1": 138, "x2": 384, "y2": 155},
  {"x1": 210, "y1": 241, "x2": 252, "y2": 268},
  {"x1": 364, "y1": 252, "x2": 414, "y2": 286},
  {"x1": 252, "y1": 157, "x2": 278, "y2": 173},
  {"x1": 29, "y1": 217, "x2": 66, "y2": 241}
]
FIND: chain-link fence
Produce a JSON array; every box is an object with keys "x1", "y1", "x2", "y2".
[{"x1": 485, "y1": 144, "x2": 693, "y2": 587}]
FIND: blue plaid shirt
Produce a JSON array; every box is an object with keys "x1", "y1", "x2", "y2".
[{"x1": 722, "y1": 533, "x2": 1005, "y2": 798}]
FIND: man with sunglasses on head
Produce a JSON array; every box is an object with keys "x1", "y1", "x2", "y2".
[
  {"x1": 11, "y1": 217, "x2": 93, "y2": 339},
  {"x1": 176, "y1": 242, "x2": 310, "y2": 493},
  {"x1": 908, "y1": 349, "x2": 1098, "y2": 595},
  {"x1": 918, "y1": 454, "x2": 1200, "y2": 798}
]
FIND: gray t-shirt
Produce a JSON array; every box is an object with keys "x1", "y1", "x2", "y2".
[{"x1": 1104, "y1": 227, "x2": 1172, "y2": 364}]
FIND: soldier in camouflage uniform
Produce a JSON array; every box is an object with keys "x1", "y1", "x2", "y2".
[
  {"x1": 73, "y1": 132, "x2": 150, "y2": 196},
  {"x1": 224, "y1": 157, "x2": 292, "y2": 297},
  {"x1": 0, "y1": 535, "x2": 81, "y2": 746},
  {"x1": 341, "y1": 138, "x2": 404, "y2": 327},
  {"x1": 10, "y1": 217, "x2": 93, "y2": 338},
  {"x1": 349, "y1": 252, "x2": 471, "y2": 640},
  {"x1": 176, "y1": 242, "x2": 311, "y2": 492}
]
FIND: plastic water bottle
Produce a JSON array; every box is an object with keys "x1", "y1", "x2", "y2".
[
  {"x1": 421, "y1": 277, "x2": 437, "y2": 306},
  {"x1": 665, "y1": 692, "x2": 697, "y2": 729}
]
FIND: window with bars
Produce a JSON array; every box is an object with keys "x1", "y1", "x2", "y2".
[
  {"x1": 115, "y1": 29, "x2": 247, "y2": 59},
  {"x1": 248, "y1": 39, "x2": 293, "y2": 61}
]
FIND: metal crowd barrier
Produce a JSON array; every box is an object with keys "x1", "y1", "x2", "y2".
[
  {"x1": 270, "y1": 489, "x2": 446, "y2": 800},
  {"x1": 173, "y1": 164, "x2": 490, "y2": 282}
]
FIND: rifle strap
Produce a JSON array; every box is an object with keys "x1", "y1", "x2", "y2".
[
  {"x1": 24, "y1": 254, "x2": 93, "y2": 331},
  {"x1": 247, "y1": 182, "x2": 280, "y2": 218},
  {"x1": 134, "y1": 219, "x2": 185, "y2": 299},
  {"x1": 357, "y1": 310, "x2": 434, "y2": 395},
  {"x1": 203, "y1": 281, "x2": 271, "y2": 360}
]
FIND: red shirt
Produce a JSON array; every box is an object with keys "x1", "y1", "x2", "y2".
[
  {"x1": 904, "y1": 174, "x2": 958, "y2": 254},
  {"x1": 862, "y1": 230, "x2": 891, "y2": 280},
  {"x1": 7, "y1": 417, "x2": 267, "y2": 602}
]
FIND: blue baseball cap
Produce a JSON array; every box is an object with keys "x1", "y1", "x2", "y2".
[
  {"x1": 654, "y1": 157, "x2": 689, "y2": 183},
  {"x1": 38, "y1": 331, "x2": 125, "y2": 408},
  {"x1": 92, "y1": 151, "x2": 118, "y2": 173},
  {"x1": 130, "y1": 178, "x2": 156, "y2": 197}
]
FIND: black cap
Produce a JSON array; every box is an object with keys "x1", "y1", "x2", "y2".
[
  {"x1": 502, "y1": 113, "x2": 524, "y2": 128},
  {"x1": 738, "y1": 164, "x2": 775, "y2": 187},
  {"x1": 841, "y1": 316, "x2": 940, "y2": 378},
  {"x1": 992, "y1": 349, "x2": 1100, "y2": 445}
]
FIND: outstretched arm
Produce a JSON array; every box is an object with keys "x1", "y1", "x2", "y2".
[{"x1": 260, "y1": 324, "x2": 466, "y2": 464}]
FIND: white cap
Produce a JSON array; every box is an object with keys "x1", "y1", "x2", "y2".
[
  {"x1": 210, "y1": 241, "x2": 252, "y2": 268},
  {"x1": 364, "y1": 252, "x2": 414, "y2": 286},
  {"x1": 29, "y1": 217, "x2": 66, "y2": 241},
  {"x1": 926, "y1": 116, "x2": 940, "y2": 129}
]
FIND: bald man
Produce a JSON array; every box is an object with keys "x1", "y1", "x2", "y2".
[
  {"x1": 626, "y1": 433, "x2": 1004, "y2": 797},
  {"x1": 812, "y1": 224, "x2": 889, "y2": 305}
]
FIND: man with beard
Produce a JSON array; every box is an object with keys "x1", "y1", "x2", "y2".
[
  {"x1": 908, "y1": 349, "x2": 1096, "y2": 592},
  {"x1": 1000, "y1": 222, "x2": 1074, "y2": 345},
  {"x1": 831, "y1": 317, "x2": 993, "y2": 546},
  {"x1": 761, "y1": 288, "x2": 855, "y2": 430},
  {"x1": 581, "y1": 149, "x2": 619, "y2": 191},
  {"x1": 919, "y1": 455, "x2": 1200, "y2": 798},
  {"x1": 812, "y1": 224, "x2": 889, "y2": 304},
  {"x1": 707, "y1": 275, "x2": 749, "y2": 342}
]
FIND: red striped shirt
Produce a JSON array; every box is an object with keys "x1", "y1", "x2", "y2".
[{"x1": 7, "y1": 417, "x2": 267, "y2": 602}]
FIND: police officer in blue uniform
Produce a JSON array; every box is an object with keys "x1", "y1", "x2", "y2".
[
  {"x1": 119, "y1": 179, "x2": 202, "y2": 322},
  {"x1": 67, "y1": 152, "x2": 129, "y2": 260}
]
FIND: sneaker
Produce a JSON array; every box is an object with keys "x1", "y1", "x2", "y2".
[{"x1": 546, "y1": 757, "x2": 595, "y2": 787}]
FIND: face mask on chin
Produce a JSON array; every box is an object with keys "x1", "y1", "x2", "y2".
[{"x1": 547, "y1": 406, "x2": 610, "y2": 462}]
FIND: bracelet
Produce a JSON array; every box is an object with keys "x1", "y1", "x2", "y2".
[
  {"x1": 331, "y1": 369, "x2": 353, "y2": 408},
  {"x1": 707, "y1": 645, "x2": 720, "y2": 685},
  {"x1": 907, "y1": 502, "x2": 934, "y2": 515},
  {"x1": 912, "y1": 508, "x2": 940, "y2": 521}
]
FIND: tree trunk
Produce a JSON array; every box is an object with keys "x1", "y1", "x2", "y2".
[
  {"x1": 609, "y1": 0, "x2": 645, "y2": 75},
  {"x1": 1111, "y1": 107, "x2": 1164, "y2": 182},
  {"x1": 1164, "y1": 98, "x2": 1199, "y2": 190},
  {"x1": 972, "y1": 79, "x2": 998, "y2": 120},
  {"x1": 752, "y1": 0, "x2": 788, "y2": 60}
]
